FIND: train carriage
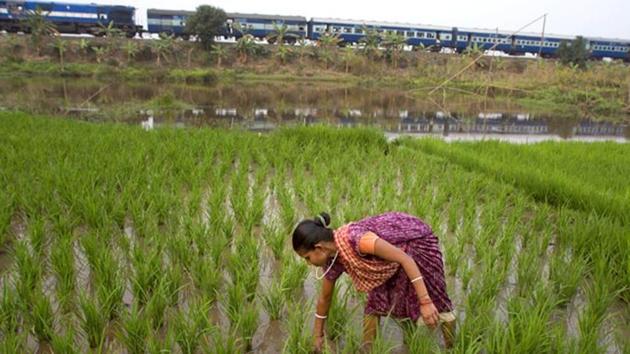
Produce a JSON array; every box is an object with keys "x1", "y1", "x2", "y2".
[
  {"x1": 227, "y1": 13, "x2": 307, "y2": 41},
  {"x1": 0, "y1": 0, "x2": 139, "y2": 36},
  {"x1": 147, "y1": 8, "x2": 194, "y2": 38}
]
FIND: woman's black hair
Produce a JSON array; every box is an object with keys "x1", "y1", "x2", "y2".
[{"x1": 292, "y1": 212, "x2": 333, "y2": 252}]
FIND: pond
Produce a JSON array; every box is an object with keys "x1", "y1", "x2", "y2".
[{"x1": 0, "y1": 77, "x2": 628, "y2": 142}]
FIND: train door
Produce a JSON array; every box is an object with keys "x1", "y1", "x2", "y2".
[
  {"x1": 6, "y1": 1, "x2": 24, "y2": 16},
  {"x1": 97, "y1": 7, "x2": 107, "y2": 24}
]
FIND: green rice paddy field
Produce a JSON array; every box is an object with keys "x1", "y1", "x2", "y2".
[{"x1": 0, "y1": 112, "x2": 628, "y2": 353}]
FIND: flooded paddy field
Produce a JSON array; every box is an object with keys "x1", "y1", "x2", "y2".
[{"x1": 0, "y1": 108, "x2": 628, "y2": 353}]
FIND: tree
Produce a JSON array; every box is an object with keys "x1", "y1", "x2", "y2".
[
  {"x1": 275, "y1": 45, "x2": 293, "y2": 64},
  {"x1": 359, "y1": 26, "x2": 381, "y2": 60},
  {"x1": 26, "y1": 7, "x2": 58, "y2": 56},
  {"x1": 51, "y1": 36, "x2": 67, "y2": 70},
  {"x1": 211, "y1": 45, "x2": 228, "y2": 68},
  {"x1": 317, "y1": 30, "x2": 342, "y2": 69},
  {"x1": 236, "y1": 34, "x2": 257, "y2": 64},
  {"x1": 266, "y1": 22, "x2": 298, "y2": 45},
  {"x1": 151, "y1": 33, "x2": 175, "y2": 66},
  {"x1": 185, "y1": 5, "x2": 227, "y2": 50},
  {"x1": 340, "y1": 47, "x2": 357, "y2": 73},
  {"x1": 557, "y1": 36, "x2": 589, "y2": 69},
  {"x1": 295, "y1": 36, "x2": 310, "y2": 66},
  {"x1": 121, "y1": 41, "x2": 139, "y2": 64},
  {"x1": 381, "y1": 31, "x2": 407, "y2": 68}
]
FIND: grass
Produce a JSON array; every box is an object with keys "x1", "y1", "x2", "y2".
[{"x1": 0, "y1": 111, "x2": 628, "y2": 352}]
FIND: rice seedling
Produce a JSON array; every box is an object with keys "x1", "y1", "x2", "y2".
[
  {"x1": 488, "y1": 286, "x2": 558, "y2": 353},
  {"x1": 283, "y1": 300, "x2": 312, "y2": 354},
  {"x1": 0, "y1": 190, "x2": 13, "y2": 247},
  {"x1": 117, "y1": 304, "x2": 150, "y2": 354},
  {"x1": 28, "y1": 288, "x2": 55, "y2": 343},
  {"x1": 146, "y1": 325, "x2": 175, "y2": 354},
  {"x1": 190, "y1": 254, "x2": 221, "y2": 302},
  {"x1": 0, "y1": 332, "x2": 26, "y2": 353},
  {"x1": 548, "y1": 249, "x2": 585, "y2": 307},
  {"x1": 27, "y1": 215, "x2": 47, "y2": 259},
  {"x1": 279, "y1": 252, "x2": 308, "y2": 298},
  {"x1": 172, "y1": 298, "x2": 213, "y2": 354},
  {"x1": 51, "y1": 234, "x2": 76, "y2": 312},
  {"x1": 577, "y1": 258, "x2": 618, "y2": 352},
  {"x1": 145, "y1": 277, "x2": 171, "y2": 330},
  {"x1": 399, "y1": 321, "x2": 440, "y2": 354},
  {"x1": 50, "y1": 326, "x2": 77, "y2": 354},
  {"x1": 233, "y1": 300, "x2": 259, "y2": 351},
  {"x1": 14, "y1": 240, "x2": 41, "y2": 303},
  {"x1": 78, "y1": 291, "x2": 107, "y2": 350},
  {"x1": 326, "y1": 285, "x2": 353, "y2": 341},
  {"x1": 212, "y1": 327, "x2": 242, "y2": 354},
  {"x1": 131, "y1": 245, "x2": 163, "y2": 306},
  {"x1": 263, "y1": 222, "x2": 287, "y2": 261},
  {"x1": 164, "y1": 266, "x2": 183, "y2": 306},
  {"x1": 0, "y1": 283, "x2": 21, "y2": 334},
  {"x1": 368, "y1": 328, "x2": 399, "y2": 354}
]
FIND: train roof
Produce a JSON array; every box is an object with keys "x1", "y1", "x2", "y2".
[
  {"x1": 311, "y1": 17, "x2": 630, "y2": 44},
  {"x1": 147, "y1": 9, "x2": 306, "y2": 22},
  {"x1": 227, "y1": 12, "x2": 307, "y2": 22},
  {"x1": 147, "y1": 8, "x2": 195, "y2": 16},
  {"x1": 310, "y1": 17, "x2": 451, "y2": 31}
]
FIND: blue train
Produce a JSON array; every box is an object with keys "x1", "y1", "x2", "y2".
[
  {"x1": 146, "y1": 10, "x2": 630, "y2": 61},
  {"x1": 1, "y1": 1, "x2": 629, "y2": 61},
  {"x1": 0, "y1": 0, "x2": 140, "y2": 37}
]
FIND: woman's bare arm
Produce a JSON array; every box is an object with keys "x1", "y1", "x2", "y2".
[{"x1": 314, "y1": 276, "x2": 336, "y2": 338}]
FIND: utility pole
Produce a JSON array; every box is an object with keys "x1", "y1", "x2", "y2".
[{"x1": 538, "y1": 13, "x2": 547, "y2": 58}]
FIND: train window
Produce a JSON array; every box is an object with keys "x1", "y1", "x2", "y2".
[
  {"x1": 397, "y1": 30, "x2": 404, "y2": 36},
  {"x1": 355, "y1": 28, "x2": 363, "y2": 34},
  {"x1": 418, "y1": 32, "x2": 424, "y2": 38},
  {"x1": 343, "y1": 27, "x2": 351, "y2": 33}
]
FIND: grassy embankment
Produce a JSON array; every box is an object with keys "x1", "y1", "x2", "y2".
[{"x1": 0, "y1": 111, "x2": 628, "y2": 352}]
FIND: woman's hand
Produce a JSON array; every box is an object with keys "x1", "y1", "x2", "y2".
[
  {"x1": 420, "y1": 301, "x2": 440, "y2": 328},
  {"x1": 313, "y1": 334, "x2": 325, "y2": 353}
]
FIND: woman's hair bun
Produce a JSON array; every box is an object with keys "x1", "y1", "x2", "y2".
[{"x1": 314, "y1": 212, "x2": 331, "y2": 228}]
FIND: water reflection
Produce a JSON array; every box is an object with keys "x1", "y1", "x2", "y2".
[{"x1": 0, "y1": 78, "x2": 627, "y2": 142}]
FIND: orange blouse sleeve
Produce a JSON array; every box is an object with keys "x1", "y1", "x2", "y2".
[{"x1": 358, "y1": 232, "x2": 379, "y2": 255}]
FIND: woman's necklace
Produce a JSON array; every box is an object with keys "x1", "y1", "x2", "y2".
[{"x1": 315, "y1": 251, "x2": 339, "y2": 280}]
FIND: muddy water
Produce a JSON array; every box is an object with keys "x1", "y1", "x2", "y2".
[{"x1": 0, "y1": 77, "x2": 628, "y2": 142}]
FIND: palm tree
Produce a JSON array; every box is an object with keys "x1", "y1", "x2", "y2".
[
  {"x1": 91, "y1": 46, "x2": 108, "y2": 63},
  {"x1": 340, "y1": 47, "x2": 357, "y2": 73},
  {"x1": 266, "y1": 22, "x2": 298, "y2": 45},
  {"x1": 317, "y1": 30, "x2": 342, "y2": 69},
  {"x1": 121, "y1": 40, "x2": 139, "y2": 65},
  {"x1": 51, "y1": 36, "x2": 67, "y2": 70},
  {"x1": 97, "y1": 21, "x2": 124, "y2": 57},
  {"x1": 211, "y1": 45, "x2": 228, "y2": 68},
  {"x1": 236, "y1": 34, "x2": 257, "y2": 64},
  {"x1": 151, "y1": 33, "x2": 175, "y2": 66},
  {"x1": 359, "y1": 26, "x2": 380, "y2": 60},
  {"x1": 78, "y1": 38, "x2": 91, "y2": 60},
  {"x1": 295, "y1": 36, "x2": 310, "y2": 66},
  {"x1": 275, "y1": 45, "x2": 293, "y2": 64},
  {"x1": 26, "y1": 7, "x2": 58, "y2": 56},
  {"x1": 381, "y1": 31, "x2": 407, "y2": 68}
]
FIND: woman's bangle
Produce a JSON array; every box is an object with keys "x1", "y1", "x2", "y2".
[
  {"x1": 315, "y1": 313, "x2": 328, "y2": 319},
  {"x1": 420, "y1": 297, "x2": 433, "y2": 305},
  {"x1": 410, "y1": 275, "x2": 423, "y2": 283}
]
